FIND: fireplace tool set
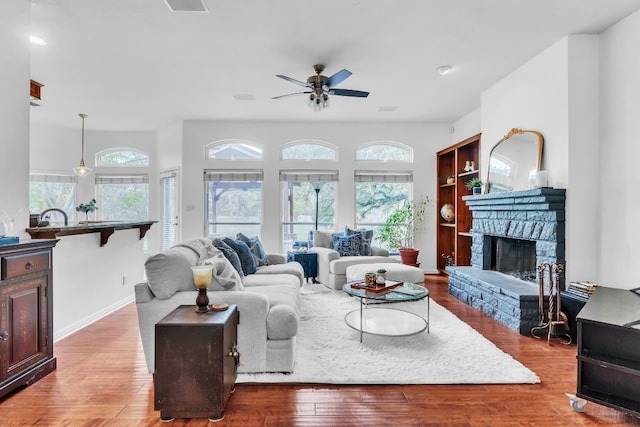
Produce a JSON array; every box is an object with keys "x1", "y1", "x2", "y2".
[{"x1": 531, "y1": 262, "x2": 572, "y2": 344}]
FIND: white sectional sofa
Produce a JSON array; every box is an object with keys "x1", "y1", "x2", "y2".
[{"x1": 134, "y1": 237, "x2": 304, "y2": 374}]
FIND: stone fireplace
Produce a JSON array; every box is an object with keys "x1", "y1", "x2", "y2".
[{"x1": 447, "y1": 188, "x2": 566, "y2": 334}]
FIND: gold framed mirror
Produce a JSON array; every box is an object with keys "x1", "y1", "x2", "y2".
[{"x1": 485, "y1": 128, "x2": 543, "y2": 193}]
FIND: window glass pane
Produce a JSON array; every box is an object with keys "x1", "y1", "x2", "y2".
[
  {"x1": 160, "y1": 174, "x2": 176, "y2": 251},
  {"x1": 282, "y1": 143, "x2": 336, "y2": 160},
  {"x1": 281, "y1": 181, "x2": 336, "y2": 252},
  {"x1": 98, "y1": 150, "x2": 149, "y2": 166},
  {"x1": 206, "y1": 142, "x2": 262, "y2": 160},
  {"x1": 98, "y1": 182, "x2": 149, "y2": 220},
  {"x1": 29, "y1": 180, "x2": 77, "y2": 222},
  {"x1": 356, "y1": 144, "x2": 411, "y2": 161},
  {"x1": 355, "y1": 182, "x2": 411, "y2": 249},
  {"x1": 206, "y1": 181, "x2": 262, "y2": 237}
]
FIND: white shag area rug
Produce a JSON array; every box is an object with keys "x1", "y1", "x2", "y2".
[{"x1": 237, "y1": 283, "x2": 539, "y2": 384}]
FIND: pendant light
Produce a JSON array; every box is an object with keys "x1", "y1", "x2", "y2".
[{"x1": 73, "y1": 113, "x2": 92, "y2": 176}]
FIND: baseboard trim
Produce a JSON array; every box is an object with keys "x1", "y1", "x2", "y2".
[{"x1": 54, "y1": 295, "x2": 135, "y2": 342}]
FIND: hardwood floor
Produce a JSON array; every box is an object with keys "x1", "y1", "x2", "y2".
[{"x1": 1, "y1": 274, "x2": 639, "y2": 426}]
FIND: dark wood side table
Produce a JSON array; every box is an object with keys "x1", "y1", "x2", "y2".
[
  {"x1": 287, "y1": 251, "x2": 318, "y2": 283},
  {"x1": 154, "y1": 304, "x2": 240, "y2": 422}
]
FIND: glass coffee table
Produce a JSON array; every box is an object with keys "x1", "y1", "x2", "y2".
[{"x1": 342, "y1": 281, "x2": 429, "y2": 342}]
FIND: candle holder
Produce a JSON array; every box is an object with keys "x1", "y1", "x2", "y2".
[{"x1": 191, "y1": 265, "x2": 214, "y2": 313}]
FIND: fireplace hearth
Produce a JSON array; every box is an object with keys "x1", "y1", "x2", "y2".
[{"x1": 447, "y1": 188, "x2": 566, "y2": 335}]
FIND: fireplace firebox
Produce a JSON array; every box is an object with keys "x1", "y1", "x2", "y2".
[{"x1": 489, "y1": 236, "x2": 537, "y2": 282}]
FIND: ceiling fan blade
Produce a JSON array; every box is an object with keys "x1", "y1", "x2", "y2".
[
  {"x1": 328, "y1": 88, "x2": 369, "y2": 98},
  {"x1": 272, "y1": 91, "x2": 312, "y2": 100},
  {"x1": 324, "y1": 69, "x2": 352, "y2": 88},
  {"x1": 275, "y1": 74, "x2": 311, "y2": 88}
]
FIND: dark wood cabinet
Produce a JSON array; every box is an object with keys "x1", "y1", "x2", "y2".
[
  {"x1": 154, "y1": 304, "x2": 239, "y2": 421},
  {"x1": 0, "y1": 239, "x2": 58, "y2": 399},
  {"x1": 576, "y1": 286, "x2": 640, "y2": 417},
  {"x1": 436, "y1": 134, "x2": 481, "y2": 272}
]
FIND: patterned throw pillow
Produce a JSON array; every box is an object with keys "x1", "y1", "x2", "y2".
[
  {"x1": 236, "y1": 233, "x2": 269, "y2": 266},
  {"x1": 345, "y1": 227, "x2": 374, "y2": 256},
  {"x1": 332, "y1": 233, "x2": 363, "y2": 256}
]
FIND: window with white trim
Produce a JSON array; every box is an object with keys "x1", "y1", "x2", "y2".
[
  {"x1": 160, "y1": 171, "x2": 177, "y2": 251},
  {"x1": 279, "y1": 170, "x2": 338, "y2": 252},
  {"x1": 281, "y1": 141, "x2": 337, "y2": 160},
  {"x1": 204, "y1": 170, "x2": 263, "y2": 238},
  {"x1": 354, "y1": 170, "x2": 413, "y2": 249},
  {"x1": 29, "y1": 173, "x2": 77, "y2": 223},
  {"x1": 356, "y1": 142, "x2": 412, "y2": 162},
  {"x1": 96, "y1": 149, "x2": 149, "y2": 166},
  {"x1": 206, "y1": 140, "x2": 262, "y2": 160},
  {"x1": 96, "y1": 174, "x2": 149, "y2": 220}
]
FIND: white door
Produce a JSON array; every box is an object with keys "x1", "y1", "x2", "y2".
[{"x1": 160, "y1": 170, "x2": 179, "y2": 250}]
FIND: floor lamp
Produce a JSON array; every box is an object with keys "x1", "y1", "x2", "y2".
[{"x1": 311, "y1": 182, "x2": 324, "y2": 231}]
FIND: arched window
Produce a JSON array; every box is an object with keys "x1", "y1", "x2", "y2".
[
  {"x1": 355, "y1": 142, "x2": 412, "y2": 162},
  {"x1": 281, "y1": 140, "x2": 337, "y2": 161},
  {"x1": 96, "y1": 149, "x2": 149, "y2": 166},
  {"x1": 206, "y1": 140, "x2": 262, "y2": 160}
]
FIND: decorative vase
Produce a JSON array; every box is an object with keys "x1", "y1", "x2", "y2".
[
  {"x1": 376, "y1": 273, "x2": 386, "y2": 284},
  {"x1": 440, "y1": 203, "x2": 455, "y2": 222},
  {"x1": 399, "y1": 248, "x2": 420, "y2": 267}
]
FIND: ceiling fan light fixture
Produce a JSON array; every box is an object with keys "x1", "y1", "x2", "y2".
[
  {"x1": 73, "y1": 113, "x2": 92, "y2": 177},
  {"x1": 437, "y1": 65, "x2": 454, "y2": 76}
]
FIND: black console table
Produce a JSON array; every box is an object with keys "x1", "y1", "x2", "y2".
[{"x1": 576, "y1": 286, "x2": 640, "y2": 417}]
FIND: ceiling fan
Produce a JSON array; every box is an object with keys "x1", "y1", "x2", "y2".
[{"x1": 273, "y1": 64, "x2": 369, "y2": 111}]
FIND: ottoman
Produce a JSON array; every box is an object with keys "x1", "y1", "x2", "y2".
[{"x1": 346, "y1": 263, "x2": 424, "y2": 284}]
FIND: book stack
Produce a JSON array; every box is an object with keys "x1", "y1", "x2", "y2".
[{"x1": 567, "y1": 281, "x2": 597, "y2": 299}]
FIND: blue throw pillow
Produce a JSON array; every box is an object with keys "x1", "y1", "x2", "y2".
[
  {"x1": 333, "y1": 233, "x2": 362, "y2": 256},
  {"x1": 236, "y1": 233, "x2": 269, "y2": 266},
  {"x1": 345, "y1": 227, "x2": 374, "y2": 256},
  {"x1": 223, "y1": 237, "x2": 257, "y2": 275},
  {"x1": 212, "y1": 238, "x2": 244, "y2": 277}
]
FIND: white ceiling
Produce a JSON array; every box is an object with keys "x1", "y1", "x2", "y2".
[{"x1": 29, "y1": 0, "x2": 640, "y2": 131}]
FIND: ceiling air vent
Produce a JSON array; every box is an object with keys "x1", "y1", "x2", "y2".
[{"x1": 164, "y1": 0, "x2": 208, "y2": 13}]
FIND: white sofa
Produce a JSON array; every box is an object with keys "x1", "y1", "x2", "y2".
[{"x1": 134, "y1": 237, "x2": 304, "y2": 374}]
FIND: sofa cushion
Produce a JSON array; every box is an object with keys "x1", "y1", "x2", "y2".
[
  {"x1": 255, "y1": 262, "x2": 305, "y2": 286},
  {"x1": 242, "y1": 271, "x2": 300, "y2": 288},
  {"x1": 312, "y1": 230, "x2": 335, "y2": 248},
  {"x1": 201, "y1": 254, "x2": 244, "y2": 291},
  {"x1": 236, "y1": 233, "x2": 269, "y2": 266},
  {"x1": 333, "y1": 233, "x2": 363, "y2": 256},
  {"x1": 330, "y1": 255, "x2": 399, "y2": 275},
  {"x1": 144, "y1": 245, "x2": 199, "y2": 300},
  {"x1": 212, "y1": 238, "x2": 244, "y2": 277}
]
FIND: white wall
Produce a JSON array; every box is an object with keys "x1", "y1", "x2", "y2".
[
  {"x1": 30, "y1": 124, "x2": 159, "y2": 335},
  {"x1": 451, "y1": 108, "x2": 481, "y2": 145},
  {"x1": 0, "y1": 1, "x2": 30, "y2": 237},
  {"x1": 599, "y1": 10, "x2": 640, "y2": 288},
  {"x1": 179, "y1": 120, "x2": 451, "y2": 272}
]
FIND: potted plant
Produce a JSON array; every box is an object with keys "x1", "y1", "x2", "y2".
[
  {"x1": 446, "y1": 175, "x2": 455, "y2": 185},
  {"x1": 465, "y1": 177, "x2": 483, "y2": 195},
  {"x1": 76, "y1": 199, "x2": 98, "y2": 222},
  {"x1": 377, "y1": 195, "x2": 429, "y2": 266}
]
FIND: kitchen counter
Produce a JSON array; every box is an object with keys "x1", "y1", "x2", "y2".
[{"x1": 25, "y1": 220, "x2": 156, "y2": 247}]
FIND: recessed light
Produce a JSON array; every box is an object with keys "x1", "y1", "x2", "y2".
[
  {"x1": 437, "y1": 65, "x2": 453, "y2": 76},
  {"x1": 232, "y1": 94, "x2": 255, "y2": 101},
  {"x1": 164, "y1": 0, "x2": 208, "y2": 13},
  {"x1": 377, "y1": 106, "x2": 397, "y2": 112},
  {"x1": 30, "y1": 35, "x2": 46, "y2": 46}
]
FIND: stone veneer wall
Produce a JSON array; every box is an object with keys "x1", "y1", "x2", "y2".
[{"x1": 447, "y1": 188, "x2": 566, "y2": 334}]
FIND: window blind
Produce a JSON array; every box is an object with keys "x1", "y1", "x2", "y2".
[
  {"x1": 354, "y1": 170, "x2": 413, "y2": 183},
  {"x1": 95, "y1": 174, "x2": 149, "y2": 184},
  {"x1": 30, "y1": 173, "x2": 78, "y2": 183},
  {"x1": 203, "y1": 169, "x2": 264, "y2": 181},
  {"x1": 160, "y1": 173, "x2": 176, "y2": 251},
  {"x1": 279, "y1": 170, "x2": 339, "y2": 182}
]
